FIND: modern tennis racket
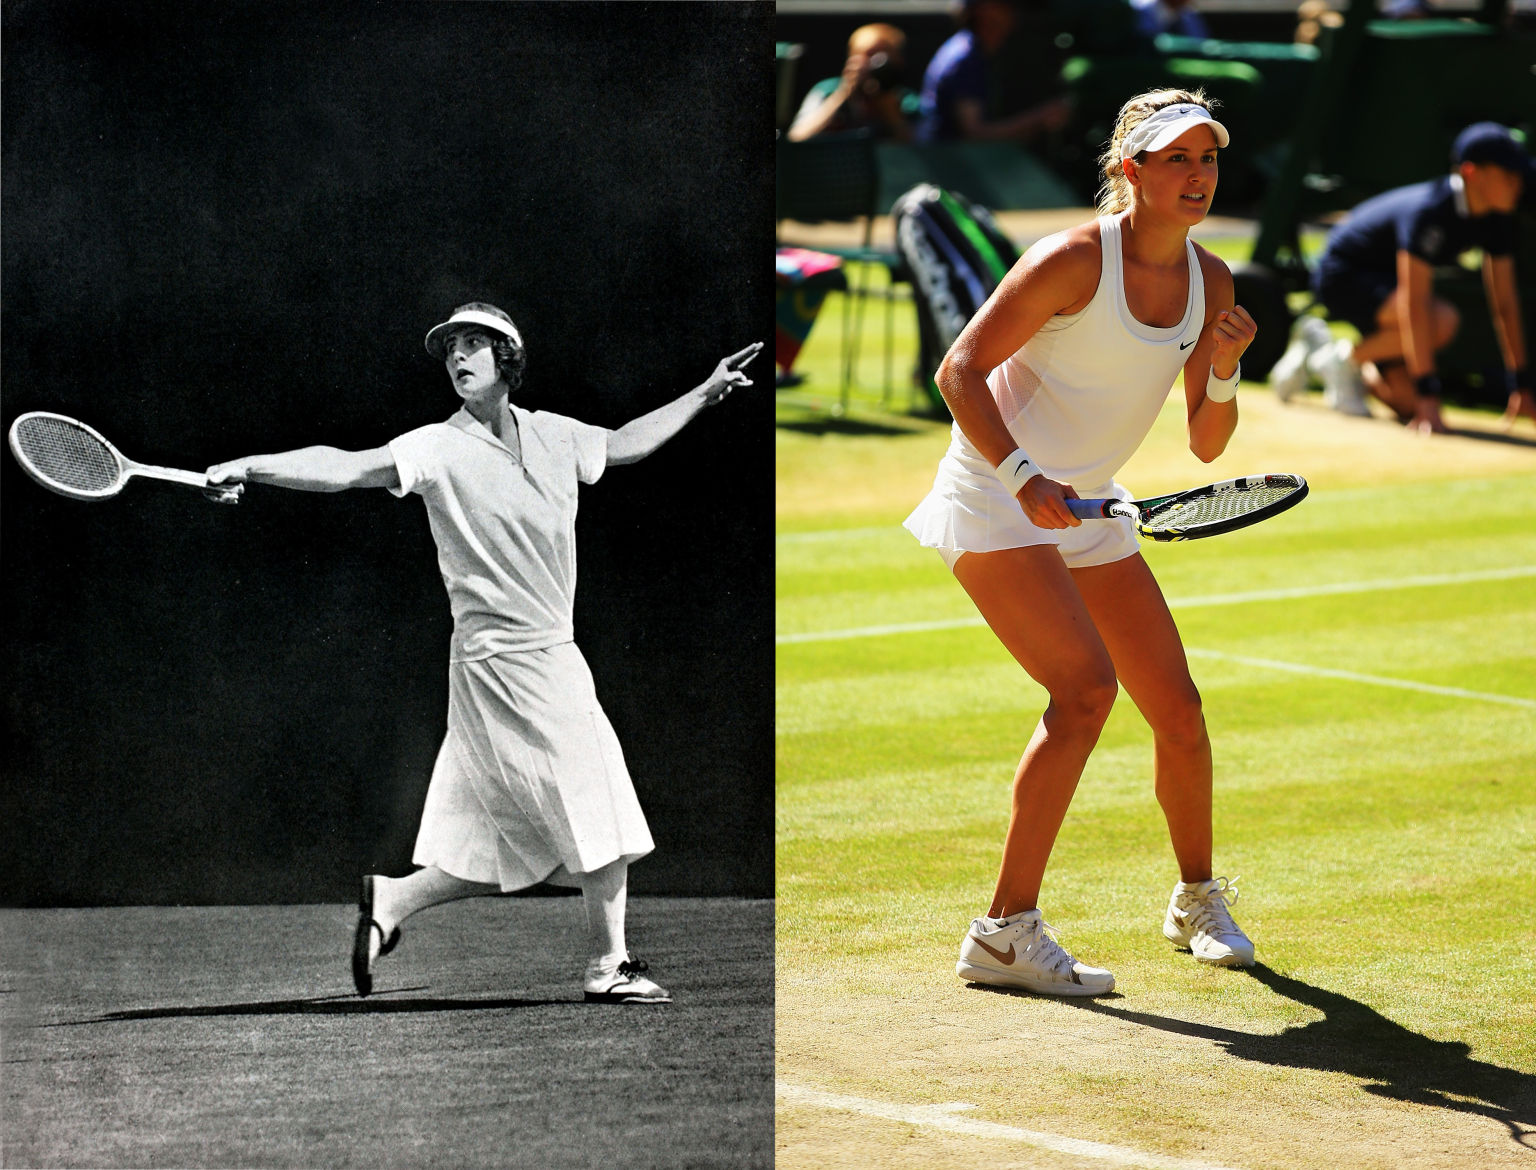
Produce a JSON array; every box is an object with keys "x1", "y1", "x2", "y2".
[
  {"x1": 8, "y1": 412, "x2": 242, "y2": 505},
  {"x1": 1066, "y1": 473, "x2": 1306, "y2": 542}
]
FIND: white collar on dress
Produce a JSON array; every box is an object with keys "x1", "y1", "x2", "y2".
[{"x1": 450, "y1": 402, "x2": 525, "y2": 457}]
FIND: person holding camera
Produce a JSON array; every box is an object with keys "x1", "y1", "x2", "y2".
[{"x1": 787, "y1": 23, "x2": 916, "y2": 143}]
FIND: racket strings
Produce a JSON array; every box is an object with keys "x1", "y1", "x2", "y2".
[
  {"x1": 14, "y1": 417, "x2": 120, "y2": 491},
  {"x1": 1148, "y1": 484, "x2": 1297, "y2": 532}
]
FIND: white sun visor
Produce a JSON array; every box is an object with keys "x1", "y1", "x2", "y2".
[
  {"x1": 424, "y1": 309, "x2": 524, "y2": 358},
  {"x1": 1121, "y1": 104, "x2": 1230, "y2": 160}
]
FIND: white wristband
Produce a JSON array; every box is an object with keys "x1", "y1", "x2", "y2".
[
  {"x1": 992, "y1": 449, "x2": 1041, "y2": 497},
  {"x1": 1206, "y1": 363, "x2": 1240, "y2": 403}
]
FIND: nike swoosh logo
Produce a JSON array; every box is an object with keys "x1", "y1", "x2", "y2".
[
  {"x1": 973, "y1": 937, "x2": 1016, "y2": 965},
  {"x1": 1179, "y1": 340, "x2": 1196, "y2": 350}
]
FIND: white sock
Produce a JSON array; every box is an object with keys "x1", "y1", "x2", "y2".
[{"x1": 579, "y1": 859, "x2": 629, "y2": 966}]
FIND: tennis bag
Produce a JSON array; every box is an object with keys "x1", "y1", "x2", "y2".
[{"x1": 893, "y1": 183, "x2": 1019, "y2": 415}]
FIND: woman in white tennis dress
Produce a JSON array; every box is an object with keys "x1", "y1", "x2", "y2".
[
  {"x1": 904, "y1": 91, "x2": 1259, "y2": 996},
  {"x1": 208, "y1": 303, "x2": 760, "y2": 1004}
]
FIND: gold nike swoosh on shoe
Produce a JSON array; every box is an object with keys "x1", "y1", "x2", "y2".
[{"x1": 972, "y1": 937, "x2": 1016, "y2": 965}]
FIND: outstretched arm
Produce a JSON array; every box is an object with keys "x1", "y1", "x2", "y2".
[
  {"x1": 607, "y1": 342, "x2": 762, "y2": 466},
  {"x1": 206, "y1": 445, "x2": 400, "y2": 493}
]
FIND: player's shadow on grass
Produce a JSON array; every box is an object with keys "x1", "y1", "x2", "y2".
[
  {"x1": 1444, "y1": 426, "x2": 1536, "y2": 449},
  {"x1": 1069, "y1": 963, "x2": 1536, "y2": 1147},
  {"x1": 48, "y1": 989, "x2": 575, "y2": 1025}
]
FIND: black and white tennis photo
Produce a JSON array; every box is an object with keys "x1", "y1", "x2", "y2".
[{"x1": 2, "y1": 3, "x2": 773, "y2": 1166}]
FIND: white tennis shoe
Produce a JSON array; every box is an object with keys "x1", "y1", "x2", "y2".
[
  {"x1": 1163, "y1": 877, "x2": 1255, "y2": 967},
  {"x1": 583, "y1": 954, "x2": 672, "y2": 1004},
  {"x1": 1269, "y1": 315, "x2": 1334, "y2": 402},
  {"x1": 1268, "y1": 337, "x2": 1311, "y2": 403},
  {"x1": 1311, "y1": 339, "x2": 1372, "y2": 416},
  {"x1": 957, "y1": 909, "x2": 1116, "y2": 996}
]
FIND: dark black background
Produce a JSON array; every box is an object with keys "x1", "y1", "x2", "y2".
[{"x1": 2, "y1": 1, "x2": 773, "y2": 904}]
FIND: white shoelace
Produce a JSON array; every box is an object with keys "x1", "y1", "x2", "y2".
[
  {"x1": 1184, "y1": 876, "x2": 1242, "y2": 938},
  {"x1": 1015, "y1": 916, "x2": 1078, "y2": 979}
]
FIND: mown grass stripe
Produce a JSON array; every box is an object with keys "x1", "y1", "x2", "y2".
[
  {"x1": 776, "y1": 565, "x2": 1536, "y2": 644},
  {"x1": 776, "y1": 1082, "x2": 1236, "y2": 1170}
]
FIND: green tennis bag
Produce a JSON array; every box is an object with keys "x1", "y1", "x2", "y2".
[{"x1": 893, "y1": 183, "x2": 1019, "y2": 416}]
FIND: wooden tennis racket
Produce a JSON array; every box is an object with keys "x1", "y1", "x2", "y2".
[{"x1": 8, "y1": 412, "x2": 242, "y2": 504}]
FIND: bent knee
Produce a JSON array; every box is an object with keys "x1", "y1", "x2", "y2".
[
  {"x1": 1046, "y1": 670, "x2": 1120, "y2": 732},
  {"x1": 1149, "y1": 684, "x2": 1207, "y2": 747}
]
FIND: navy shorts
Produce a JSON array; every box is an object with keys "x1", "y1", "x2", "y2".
[{"x1": 1312, "y1": 260, "x2": 1393, "y2": 338}]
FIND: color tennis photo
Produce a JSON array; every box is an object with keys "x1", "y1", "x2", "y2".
[{"x1": 776, "y1": 1, "x2": 1534, "y2": 1165}]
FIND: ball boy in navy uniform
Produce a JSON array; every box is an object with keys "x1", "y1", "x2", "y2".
[{"x1": 1306, "y1": 123, "x2": 1532, "y2": 433}]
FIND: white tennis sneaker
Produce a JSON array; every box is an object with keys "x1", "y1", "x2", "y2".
[
  {"x1": 1269, "y1": 315, "x2": 1334, "y2": 402},
  {"x1": 1163, "y1": 877, "x2": 1255, "y2": 967},
  {"x1": 957, "y1": 909, "x2": 1115, "y2": 996},
  {"x1": 1268, "y1": 337, "x2": 1311, "y2": 403},
  {"x1": 1311, "y1": 339, "x2": 1372, "y2": 416}
]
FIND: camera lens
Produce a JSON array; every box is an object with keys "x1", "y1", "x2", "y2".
[{"x1": 866, "y1": 50, "x2": 903, "y2": 89}]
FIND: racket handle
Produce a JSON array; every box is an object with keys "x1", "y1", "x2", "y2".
[{"x1": 1066, "y1": 498, "x2": 1116, "y2": 520}]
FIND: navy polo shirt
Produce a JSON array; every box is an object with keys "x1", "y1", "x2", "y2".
[{"x1": 1317, "y1": 176, "x2": 1517, "y2": 281}]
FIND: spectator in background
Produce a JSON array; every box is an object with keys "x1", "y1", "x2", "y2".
[
  {"x1": 787, "y1": 23, "x2": 917, "y2": 142},
  {"x1": 1276, "y1": 123, "x2": 1533, "y2": 432},
  {"x1": 1130, "y1": 0, "x2": 1211, "y2": 39},
  {"x1": 1382, "y1": 0, "x2": 1435, "y2": 18},
  {"x1": 915, "y1": 0, "x2": 1074, "y2": 145},
  {"x1": 1293, "y1": 0, "x2": 1342, "y2": 46}
]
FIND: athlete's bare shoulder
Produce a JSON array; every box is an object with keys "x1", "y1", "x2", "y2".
[
  {"x1": 1192, "y1": 240, "x2": 1235, "y2": 315},
  {"x1": 1009, "y1": 219, "x2": 1103, "y2": 314}
]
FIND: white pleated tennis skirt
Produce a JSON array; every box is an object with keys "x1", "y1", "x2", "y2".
[
  {"x1": 413, "y1": 641, "x2": 654, "y2": 891},
  {"x1": 904, "y1": 427, "x2": 1139, "y2": 570}
]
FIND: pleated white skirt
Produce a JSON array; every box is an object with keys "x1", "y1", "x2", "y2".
[{"x1": 413, "y1": 642, "x2": 654, "y2": 891}]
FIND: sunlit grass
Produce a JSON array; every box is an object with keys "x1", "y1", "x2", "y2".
[{"x1": 775, "y1": 235, "x2": 1536, "y2": 1162}]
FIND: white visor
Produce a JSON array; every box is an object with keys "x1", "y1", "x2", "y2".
[
  {"x1": 1120, "y1": 103, "x2": 1230, "y2": 160},
  {"x1": 424, "y1": 309, "x2": 523, "y2": 358}
]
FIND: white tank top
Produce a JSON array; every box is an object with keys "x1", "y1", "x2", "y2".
[{"x1": 977, "y1": 214, "x2": 1204, "y2": 489}]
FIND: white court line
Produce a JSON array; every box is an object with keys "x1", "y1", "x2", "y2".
[
  {"x1": 776, "y1": 565, "x2": 1536, "y2": 645},
  {"x1": 1184, "y1": 649, "x2": 1536, "y2": 710},
  {"x1": 1162, "y1": 564, "x2": 1536, "y2": 608},
  {"x1": 776, "y1": 1081, "x2": 1236, "y2": 1170}
]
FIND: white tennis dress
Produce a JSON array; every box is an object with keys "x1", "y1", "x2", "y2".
[
  {"x1": 905, "y1": 214, "x2": 1205, "y2": 568},
  {"x1": 388, "y1": 404, "x2": 653, "y2": 891}
]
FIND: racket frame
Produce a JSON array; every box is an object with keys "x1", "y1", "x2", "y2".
[
  {"x1": 8, "y1": 411, "x2": 232, "y2": 502},
  {"x1": 1067, "y1": 473, "x2": 1308, "y2": 542}
]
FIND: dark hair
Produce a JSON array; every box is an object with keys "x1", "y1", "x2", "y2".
[{"x1": 452, "y1": 301, "x2": 527, "y2": 395}]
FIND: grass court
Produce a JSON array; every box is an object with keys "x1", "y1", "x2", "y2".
[
  {"x1": 775, "y1": 262, "x2": 1536, "y2": 1169},
  {"x1": 3, "y1": 897, "x2": 772, "y2": 1168}
]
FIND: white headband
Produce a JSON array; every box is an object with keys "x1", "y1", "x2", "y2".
[{"x1": 1121, "y1": 103, "x2": 1230, "y2": 161}]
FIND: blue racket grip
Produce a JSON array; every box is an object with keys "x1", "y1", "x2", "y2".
[{"x1": 1066, "y1": 498, "x2": 1116, "y2": 520}]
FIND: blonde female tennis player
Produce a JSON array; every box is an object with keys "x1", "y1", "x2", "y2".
[
  {"x1": 904, "y1": 91, "x2": 1258, "y2": 996},
  {"x1": 208, "y1": 304, "x2": 760, "y2": 1004}
]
